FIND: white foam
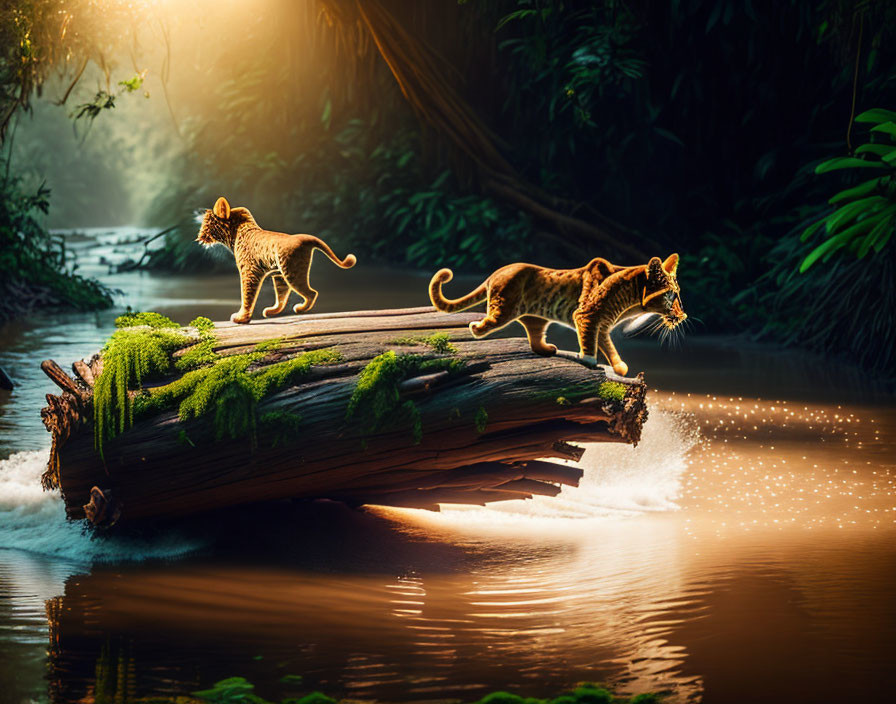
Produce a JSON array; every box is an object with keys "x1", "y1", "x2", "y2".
[
  {"x1": 0, "y1": 450, "x2": 203, "y2": 563},
  {"x1": 394, "y1": 410, "x2": 699, "y2": 531}
]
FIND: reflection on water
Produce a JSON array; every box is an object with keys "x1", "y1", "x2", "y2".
[
  {"x1": 39, "y1": 519, "x2": 706, "y2": 703},
  {"x1": 1, "y1": 229, "x2": 895, "y2": 703}
]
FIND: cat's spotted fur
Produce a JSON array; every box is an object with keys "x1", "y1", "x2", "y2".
[
  {"x1": 429, "y1": 254, "x2": 685, "y2": 376},
  {"x1": 197, "y1": 197, "x2": 356, "y2": 324}
]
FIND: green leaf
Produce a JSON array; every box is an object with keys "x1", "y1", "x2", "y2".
[
  {"x1": 799, "y1": 232, "x2": 847, "y2": 272},
  {"x1": 870, "y1": 121, "x2": 896, "y2": 137},
  {"x1": 653, "y1": 127, "x2": 685, "y2": 147},
  {"x1": 825, "y1": 196, "x2": 886, "y2": 234},
  {"x1": 800, "y1": 218, "x2": 826, "y2": 242},
  {"x1": 815, "y1": 157, "x2": 887, "y2": 174},
  {"x1": 857, "y1": 211, "x2": 893, "y2": 258},
  {"x1": 855, "y1": 143, "x2": 896, "y2": 158},
  {"x1": 496, "y1": 8, "x2": 537, "y2": 30},
  {"x1": 408, "y1": 192, "x2": 434, "y2": 205},
  {"x1": 854, "y1": 108, "x2": 896, "y2": 124},
  {"x1": 828, "y1": 177, "x2": 881, "y2": 204},
  {"x1": 800, "y1": 218, "x2": 876, "y2": 272}
]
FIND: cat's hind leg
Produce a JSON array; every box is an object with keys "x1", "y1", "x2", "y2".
[
  {"x1": 262, "y1": 275, "x2": 291, "y2": 318},
  {"x1": 281, "y1": 249, "x2": 319, "y2": 313},
  {"x1": 290, "y1": 283, "x2": 318, "y2": 314},
  {"x1": 469, "y1": 298, "x2": 516, "y2": 338},
  {"x1": 519, "y1": 316, "x2": 556, "y2": 356}
]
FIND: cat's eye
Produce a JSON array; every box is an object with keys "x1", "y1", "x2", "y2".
[{"x1": 663, "y1": 292, "x2": 674, "y2": 308}]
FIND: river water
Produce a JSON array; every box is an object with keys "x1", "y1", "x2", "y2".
[{"x1": 0, "y1": 230, "x2": 894, "y2": 704}]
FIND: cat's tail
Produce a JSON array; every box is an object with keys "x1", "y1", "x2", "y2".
[
  {"x1": 429, "y1": 268, "x2": 487, "y2": 313},
  {"x1": 311, "y1": 238, "x2": 357, "y2": 269}
]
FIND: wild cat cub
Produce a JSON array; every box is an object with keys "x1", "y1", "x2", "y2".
[
  {"x1": 429, "y1": 254, "x2": 686, "y2": 376},
  {"x1": 197, "y1": 197, "x2": 356, "y2": 324}
]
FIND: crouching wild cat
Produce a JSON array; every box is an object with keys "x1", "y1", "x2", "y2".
[
  {"x1": 197, "y1": 197, "x2": 356, "y2": 324},
  {"x1": 429, "y1": 254, "x2": 686, "y2": 376}
]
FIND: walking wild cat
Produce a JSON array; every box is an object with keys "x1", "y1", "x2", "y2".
[
  {"x1": 429, "y1": 255, "x2": 686, "y2": 376},
  {"x1": 197, "y1": 197, "x2": 356, "y2": 324}
]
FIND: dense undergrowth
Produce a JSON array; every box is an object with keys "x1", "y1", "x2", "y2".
[
  {"x1": 0, "y1": 163, "x2": 113, "y2": 323},
  {"x1": 144, "y1": 123, "x2": 538, "y2": 273},
  {"x1": 132, "y1": 0, "x2": 896, "y2": 377}
]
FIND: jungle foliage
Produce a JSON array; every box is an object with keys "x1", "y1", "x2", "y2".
[
  {"x1": 800, "y1": 109, "x2": 896, "y2": 271},
  {"x1": 131, "y1": 0, "x2": 896, "y2": 375},
  {"x1": 0, "y1": 0, "x2": 149, "y2": 320},
  {"x1": 0, "y1": 163, "x2": 113, "y2": 323},
  {"x1": 2, "y1": 0, "x2": 895, "y2": 375}
]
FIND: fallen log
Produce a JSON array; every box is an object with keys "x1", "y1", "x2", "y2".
[{"x1": 40, "y1": 306, "x2": 648, "y2": 526}]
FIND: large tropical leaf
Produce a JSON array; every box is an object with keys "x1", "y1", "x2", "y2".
[
  {"x1": 828, "y1": 177, "x2": 881, "y2": 204},
  {"x1": 854, "y1": 108, "x2": 896, "y2": 124},
  {"x1": 815, "y1": 156, "x2": 887, "y2": 174}
]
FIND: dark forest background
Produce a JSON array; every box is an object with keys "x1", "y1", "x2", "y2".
[{"x1": 1, "y1": 0, "x2": 895, "y2": 376}]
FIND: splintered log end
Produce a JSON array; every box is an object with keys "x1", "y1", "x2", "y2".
[
  {"x1": 72, "y1": 360, "x2": 96, "y2": 388},
  {"x1": 83, "y1": 487, "x2": 121, "y2": 528},
  {"x1": 492, "y1": 478, "x2": 562, "y2": 497},
  {"x1": 552, "y1": 440, "x2": 585, "y2": 461},
  {"x1": 40, "y1": 392, "x2": 85, "y2": 491},
  {"x1": 41, "y1": 360, "x2": 83, "y2": 396},
  {"x1": 40, "y1": 361, "x2": 90, "y2": 492},
  {"x1": 616, "y1": 372, "x2": 649, "y2": 446},
  {"x1": 518, "y1": 460, "x2": 583, "y2": 486}
]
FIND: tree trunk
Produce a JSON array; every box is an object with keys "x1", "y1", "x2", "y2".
[{"x1": 40, "y1": 306, "x2": 649, "y2": 526}]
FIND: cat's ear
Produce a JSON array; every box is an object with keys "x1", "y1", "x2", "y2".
[
  {"x1": 643, "y1": 257, "x2": 665, "y2": 306},
  {"x1": 213, "y1": 197, "x2": 231, "y2": 219},
  {"x1": 662, "y1": 253, "x2": 679, "y2": 276},
  {"x1": 647, "y1": 257, "x2": 665, "y2": 283}
]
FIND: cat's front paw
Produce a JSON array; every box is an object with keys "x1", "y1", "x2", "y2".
[
  {"x1": 230, "y1": 312, "x2": 252, "y2": 324},
  {"x1": 531, "y1": 343, "x2": 557, "y2": 356},
  {"x1": 613, "y1": 361, "x2": 629, "y2": 376}
]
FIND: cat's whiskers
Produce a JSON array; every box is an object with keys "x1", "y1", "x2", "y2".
[{"x1": 644, "y1": 317, "x2": 665, "y2": 339}]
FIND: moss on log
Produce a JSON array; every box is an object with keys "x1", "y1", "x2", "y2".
[{"x1": 40, "y1": 306, "x2": 649, "y2": 526}]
